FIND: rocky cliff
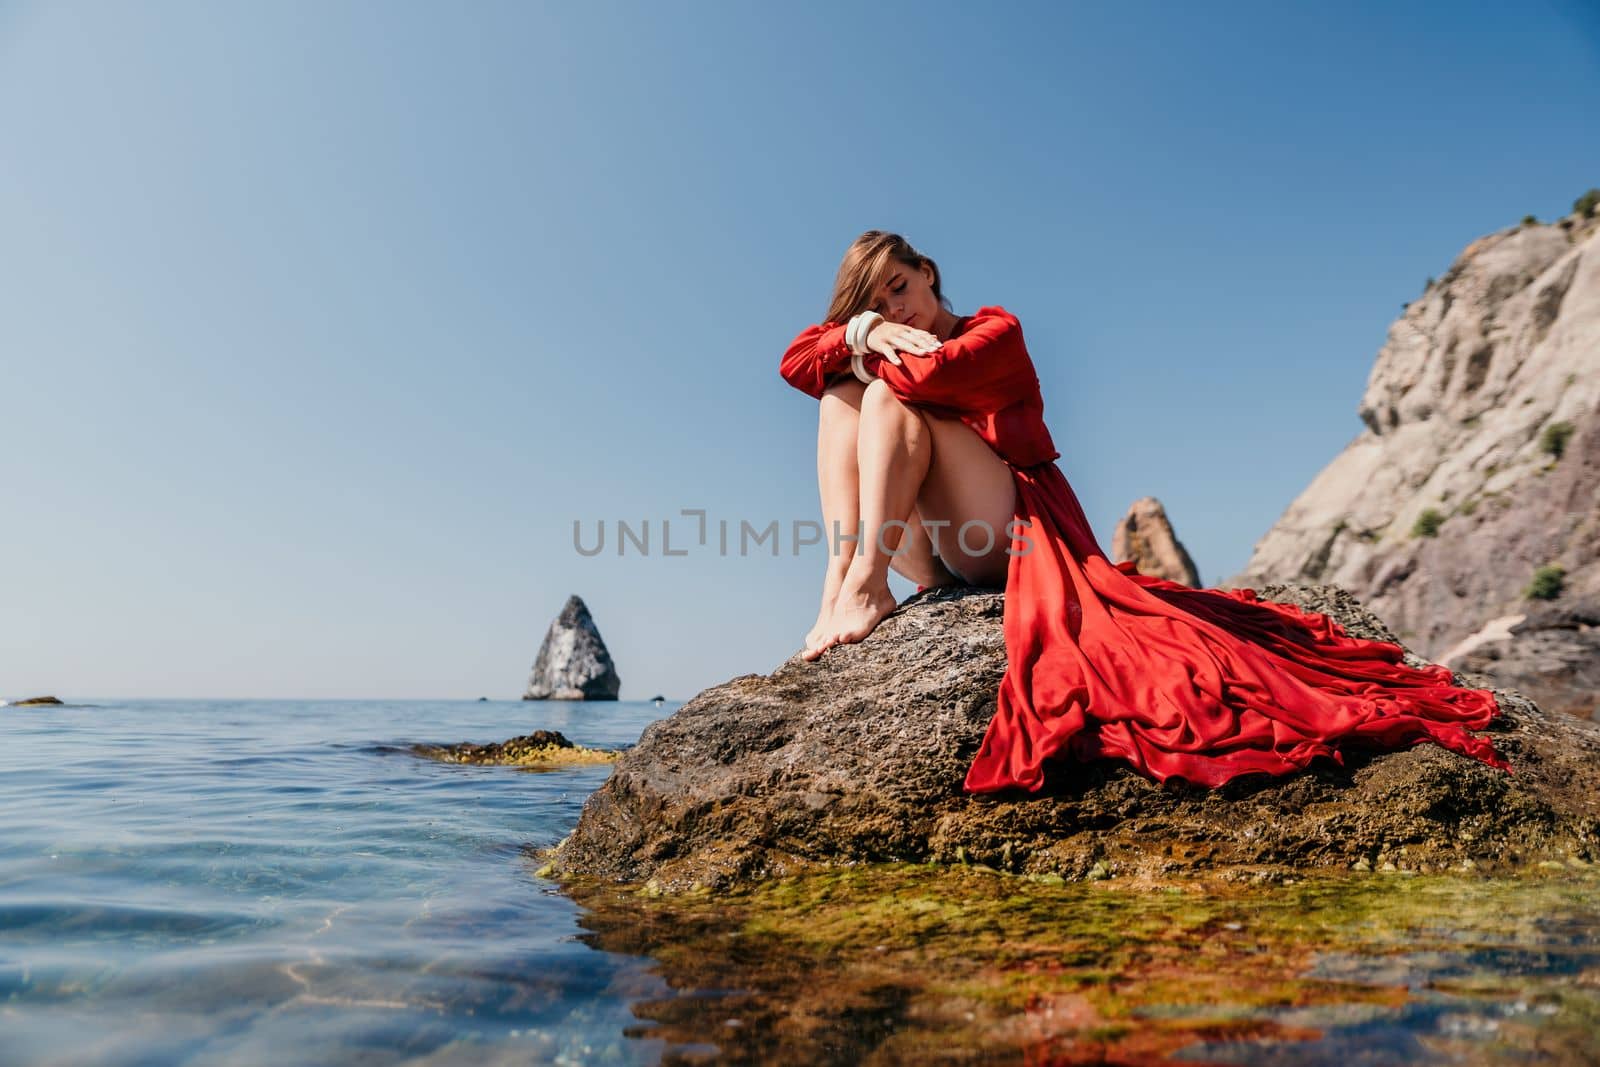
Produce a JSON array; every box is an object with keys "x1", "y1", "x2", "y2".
[
  {"x1": 1447, "y1": 595, "x2": 1600, "y2": 720},
  {"x1": 1231, "y1": 209, "x2": 1600, "y2": 700}
]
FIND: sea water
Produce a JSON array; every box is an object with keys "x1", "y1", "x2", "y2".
[
  {"x1": 0, "y1": 699, "x2": 676, "y2": 1066},
  {"x1": 5, "y1": 699, "x2": 1598, "y2": 1065}
]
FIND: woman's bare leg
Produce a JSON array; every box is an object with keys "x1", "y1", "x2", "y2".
[
  {"x1": 807, "y1": 381, "x2": 864, "y2": 652},
  {"x1": 895, "y1": 504, "x2": 964, "y2": 588},
  {"x1": 914, "y1": 411, "x2": 1020, "y2": 588},
  {"x1": 806, "y1": 380, "x2": 958, "y2": 653},
  {"x1": 801, "y1": 379, "x2": 929, "y2": 661},
  {"x1": 803, "y1": 380, "x2": 1017, "y2": 661}
]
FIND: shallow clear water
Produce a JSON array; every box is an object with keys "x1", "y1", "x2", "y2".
[
  {"x1": 0, "y1": 698, "x2": 676, "y2": 1066},
  {"x1": 6, "y1": 699, "x2": 1598, "y2": 1066}
]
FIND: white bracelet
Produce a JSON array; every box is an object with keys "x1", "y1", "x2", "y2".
[
  {"x1": 849, "y1": 311, "x2": 883, "y2": 356},
  {"x1": 850, "y1": 350, "x2": 877, "y2": 384},
  {"x1": 860, "y1": 311, "x2": 883, "y2": 354},
  {"x1": 845, "y1": 314, "x2": 863, "y2": 355}
]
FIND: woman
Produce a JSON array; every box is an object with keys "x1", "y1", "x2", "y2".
[{"x1": 780, "y1": 230, "x2": 1509, "y2": 795}]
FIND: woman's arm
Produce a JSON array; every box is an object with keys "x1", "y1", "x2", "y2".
[
  {"x1": 778, "y1": 322, "x2": 856, "y2": 400},
  {"x1": 866, "y1": 306, "x2": 1038, "y2": 415}
]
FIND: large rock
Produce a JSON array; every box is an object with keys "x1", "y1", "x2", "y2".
[
  {"x1": 522, "y1": 594, "x2": 621, "y2": 701},
  {"x1": 1110, "y1": 496, "x2": 1200, "y2": 586},
  {"x1": 548, "y1": 585, "x2": 1600, "y2": 891},
  {"x1": 1446, "y1": 593, "x2": 1600, "y2": 721},
  {"x1": 1230, "y1": 209, "x2": 1600, "y2": 666}
]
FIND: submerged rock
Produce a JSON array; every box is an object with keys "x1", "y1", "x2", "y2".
[
  {"x1": 558, "y1": 862, "x2": 1600, "y2": 1065},
  {"x1": 411, "y1": 730, "x2": 619, "y2": 768},
  {"x1": 523, "y1": 594, "x2": 621, "y2": 701},
  {"x1": 548, "y1": 585, "x2": 1600, "y2": 891}
]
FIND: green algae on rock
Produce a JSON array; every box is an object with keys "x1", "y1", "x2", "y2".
[
  {"x1": 548, "y1": 584, "x2": 1600, "y2": 891},
  {"x1": 410, "y1": 730, "x2": 619, "y2": 768},
  {"x1": 556, "y1": 861, "x2": 1600, "y2": 1065}
]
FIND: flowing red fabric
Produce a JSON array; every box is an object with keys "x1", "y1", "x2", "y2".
[{"x1": 780, "y1": 306, "x2": 1509, "y2": 793}]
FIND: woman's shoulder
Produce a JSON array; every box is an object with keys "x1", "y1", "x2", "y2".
[
  {"x1": 954, "y1": 305, "x2": 1023, "y2": 336},
  {"x1": 966, "y1": 305, "x2": 1021, "y2": 325}
]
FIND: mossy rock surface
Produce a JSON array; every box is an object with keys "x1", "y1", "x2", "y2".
[{"x1": 411, "y1": 729, "x2": 619, "y2": 768}]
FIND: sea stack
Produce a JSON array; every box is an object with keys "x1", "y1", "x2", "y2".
[
  {"x1": 1111, "y1": 496, "x2": 1201, "y2": 587},
  {"x1": 523, "y1": 594, "x2": 622, "y2": 701}
]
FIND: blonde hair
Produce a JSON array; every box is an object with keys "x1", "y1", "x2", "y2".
[{"x1": 824, "y1": 230, "x2": 952, "y2": 324}]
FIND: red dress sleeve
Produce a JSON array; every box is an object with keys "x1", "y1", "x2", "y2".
[
  {"x1": 864, "y1": 306, "x2": 1039, "y2": 417},
  {"x1": 779, "y1": 322, "x2": 856, "y2": 400}
]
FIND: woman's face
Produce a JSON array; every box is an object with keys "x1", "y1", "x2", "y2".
[{"x1": 868, "y1": 259, "x2": 939, "y2": 331}]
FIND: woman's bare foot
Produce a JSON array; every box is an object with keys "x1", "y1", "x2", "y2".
[
  {"x1": 804, "y1": 561, "x2": 853, "y2": 654},
  {"x1": 800, "y1": 569, "x2": 898, "y2": 661},
  {"x1": 803, "y1": 607, "x2": 837, "y2": 656},
  {"x1": 804, "y1": 616, "x2": 830, "y2": 656}
]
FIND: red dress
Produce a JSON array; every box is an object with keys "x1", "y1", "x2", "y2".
[{"x1": 780, "y1": 306, "x2": 1509, "y2": 793}]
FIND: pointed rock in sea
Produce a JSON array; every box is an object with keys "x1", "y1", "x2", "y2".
[{"x1": 523, "y1": 595, "x2": 622, "y2": 701}]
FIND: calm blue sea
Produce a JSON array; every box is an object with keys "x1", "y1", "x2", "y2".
[{"x1": 0, "y1": 698, "x2": 677, "y2": 1066}]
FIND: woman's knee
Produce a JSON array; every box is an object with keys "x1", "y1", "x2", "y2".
[
  {"x1": 860, "y1": 381, "x2": 930, "y2": 446},
  {"x1": 823, "y1": 376, "x2": 867, "y2": 400},
  {"x1": 818, "y1": 380, "x2": 866, "y2": 437},
  {"x1": 860, "y1": 377, "x2": 909, "y2": 415}
]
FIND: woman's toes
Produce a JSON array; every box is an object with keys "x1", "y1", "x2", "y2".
[{"x1": 804, "y1": 616, "x2": 832, "y2": 653}]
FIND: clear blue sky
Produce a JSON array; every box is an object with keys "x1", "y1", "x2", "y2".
[{"x1": 4, "y1": 1, "x2": 1597, "y2": 700}]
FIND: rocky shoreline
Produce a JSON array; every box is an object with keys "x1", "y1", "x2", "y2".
[{"x1": 545, "y1": 584, "x2": 1600, "y2": 893}]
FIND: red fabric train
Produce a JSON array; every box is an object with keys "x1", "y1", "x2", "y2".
[{"x1": 780, "y1": 306, "x2": 1509, "y2": 793}]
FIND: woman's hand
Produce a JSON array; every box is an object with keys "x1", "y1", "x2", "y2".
[{"x1": 865, "y1": 321, "x2": 942, "y2": 366}]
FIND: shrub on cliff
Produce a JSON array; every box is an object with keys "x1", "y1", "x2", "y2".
[
  {"x1": 1525, "y1": 564, "x2": 1566, "y2": 601},
  {"x1": 1540, "y1": 420, "x2": 1576, "y2": 460},
  {"x1": 1411, "y1": 508, "x2": 1445, "y2": 538},
  {"x1": 1575, "y1": 188, "x2": 1600, "y2": 219}
]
